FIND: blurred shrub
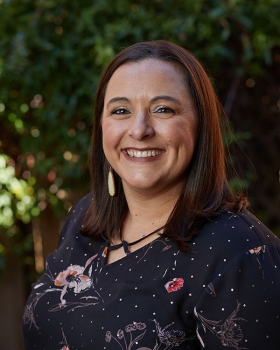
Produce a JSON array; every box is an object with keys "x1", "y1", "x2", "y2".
[{"x1": 0, "y1": 0, "x2": 279, "y2": 275}]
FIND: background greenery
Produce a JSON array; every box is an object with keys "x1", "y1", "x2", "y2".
[{"x1": 0, "y1": 0, "x2": 280, "y2": 291}]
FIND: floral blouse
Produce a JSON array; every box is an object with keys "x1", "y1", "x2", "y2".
[{"x1": 23, "y1": 193, "x2": 280, "y2": 349}]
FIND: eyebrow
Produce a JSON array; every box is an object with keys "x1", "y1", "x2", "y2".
[
  {"x1": 150, "y1": 95, "x2": 181, "y2": 105},
  {"x1": 106, "y1": 95, "x2": 181, "y2": 109},
  {"x1": 106, "y1": 97, "x2": 129, "y2": 109}
]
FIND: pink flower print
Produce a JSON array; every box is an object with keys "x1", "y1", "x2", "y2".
[
  {"x1": 125, "y1": 323, "x2": 137, "y2": 332},
  {"x1": 164, "y1": 278, "x2": 184, "y2": 293},
  {"x1": 59, "y1": 328, "x2": 70, "y2": 350},
  {"x1": 107, "y1": 322, "x2": 147, "y2": 348},
  {"x1": 135, "y1": 322, "x2": 146, "y2": 330},
  {"x1": 55, "y1": 265, "x2": 92, "y2": 292},
  {"x1": 125, "y1": 321, "x2": 147, "y2": 332},
  {"x1": 55, "y1": 264, "x2": 92, "y2": 304},
  {"x1": 117, "y1": 329, "x2": 124, "y2": 339},
  {"x1": 105, "y1": 331, "x2": 112, "y2": 342},
  {"x1": 249, "y1": 246, "x2": 262, "y2": 254}
]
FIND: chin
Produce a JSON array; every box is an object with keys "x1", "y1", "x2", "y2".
[{"x1": 123, "y1": 178, "x2": 159, "y2": 192}]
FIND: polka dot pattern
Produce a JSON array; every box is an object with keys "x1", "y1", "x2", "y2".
[{"x1": 23, "y1": 194, "x2": 280, "y2": 349}]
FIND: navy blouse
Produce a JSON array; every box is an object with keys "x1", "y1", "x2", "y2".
[{"x1": 23, "y1": 193, "x2": 280, "y2": 349}]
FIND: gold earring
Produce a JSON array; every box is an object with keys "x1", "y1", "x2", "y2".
[{"x1": 108, "y1": 166, "x2": 116, "y2": 196}]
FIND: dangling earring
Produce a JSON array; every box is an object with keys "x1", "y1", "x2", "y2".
[{"x1": 108, "y1": 166, "x2": 116, "y2": 196}]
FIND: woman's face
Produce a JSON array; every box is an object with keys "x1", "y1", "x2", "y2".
[{"x1": 102, "y1": 59, "x2": 198, "y2": 197}]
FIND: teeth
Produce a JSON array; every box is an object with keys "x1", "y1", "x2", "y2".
[{"x1": 126, "y1": 150, "x2": 162, "y2": 158}]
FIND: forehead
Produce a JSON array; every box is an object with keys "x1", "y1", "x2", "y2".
[{"x1": 105, "y1": 59, "x2": 188, "y2": 96}]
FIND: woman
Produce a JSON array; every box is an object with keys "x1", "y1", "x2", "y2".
[{"x1": 23, "y1": 41, "x2": 280, "y2": 349}]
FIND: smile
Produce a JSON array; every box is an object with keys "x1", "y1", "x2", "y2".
[{"x1": 126, "y1": 149, "x2": 163, "y2": 158}]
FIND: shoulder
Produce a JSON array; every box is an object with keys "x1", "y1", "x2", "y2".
[
  {"x1": 67, "y1": 192, "x2": 93, "y2": 221},
  {"x1": 58, "y1": 192, "x2": 93, "y2": 242},
  {"x1": 193, "y1": 213, "x2": 280, "y2": 349},
  {"x1": 70, "y1": 192, "x2": 93, "y2": 215},
  {"x1": 192, "y1": 210, "x2": 280, "y2": 258}
]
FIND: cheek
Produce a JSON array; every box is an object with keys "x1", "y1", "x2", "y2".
[
  {"x1": 102, "y1": 121, "x2": 113, "y2": 155},
  {"x1": 102, "y1": 120, "x2": 125, "y2": 154},
  {"x1": 163, "y1": 121, "x2": 197, "y2": 150},
  {"x1": 180, "y1": 119, "x2": 199, "y2": 150},
  {"x1": 102, "y1": 124, "x2": 111, "y2": 145}
]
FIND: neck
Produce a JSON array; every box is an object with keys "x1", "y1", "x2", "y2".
[{"x1": 121, "y1": 183, "x2": 182, "y2": 241}]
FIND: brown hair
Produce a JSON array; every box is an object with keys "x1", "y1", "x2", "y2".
[{"x1": 80, "y1": 40, "x2": 248, "y2": 250}]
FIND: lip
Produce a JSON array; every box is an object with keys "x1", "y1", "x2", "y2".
[{"x1": 122, "y1": 147, "x2": 165, "y2": 162}]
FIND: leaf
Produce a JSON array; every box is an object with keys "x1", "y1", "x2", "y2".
[
  {"x1": 128, "y1": 330, "x2": 147, "y2": 350},
  {"x1": 85, "y1": 254, "x2": 98, "y2": 269}
]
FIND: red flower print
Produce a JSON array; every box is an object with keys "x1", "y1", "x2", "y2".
[{"x1": 164, "y1": 278, "x2": 184, "y2": 293}]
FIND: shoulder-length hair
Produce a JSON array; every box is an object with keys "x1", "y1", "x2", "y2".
[{"x1": 80, "y1": 40, "x2": 248, "y2": 251}]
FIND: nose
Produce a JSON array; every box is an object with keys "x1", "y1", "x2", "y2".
[{"x1": 127, "y1": 111, "x2": 155, "y2": 140}]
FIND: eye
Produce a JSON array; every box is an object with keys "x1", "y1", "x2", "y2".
[
  {"x1": 153, "y1": 106, "x2": 174, "y2": 114},
  {"x1": 111, "y1": 107, "x2": 130, "y2": 115}
]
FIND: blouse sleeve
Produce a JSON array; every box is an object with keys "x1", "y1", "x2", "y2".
[{"x1": 194, "y1": 244, "x2": 280, "y2": 349}]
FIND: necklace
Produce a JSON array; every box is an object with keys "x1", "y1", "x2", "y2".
[{"x1": 108, "y1": 225, "x2": 165, "y2": 255}]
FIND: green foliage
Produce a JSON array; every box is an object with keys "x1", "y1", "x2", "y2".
[
  {"x1": 0, "y1": 154, "x2": 39, "y2": 272},
  {"x1": 0, "y1": 0, "x2": 279, "y2": 274},
  {"x1": 0, "y1": 154, "x2": 38, "y2": 227}
]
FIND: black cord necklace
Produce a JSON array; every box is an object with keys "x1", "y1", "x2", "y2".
[{"x1": 108, "y1": 225, "x2": 165, "y2": 255}]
